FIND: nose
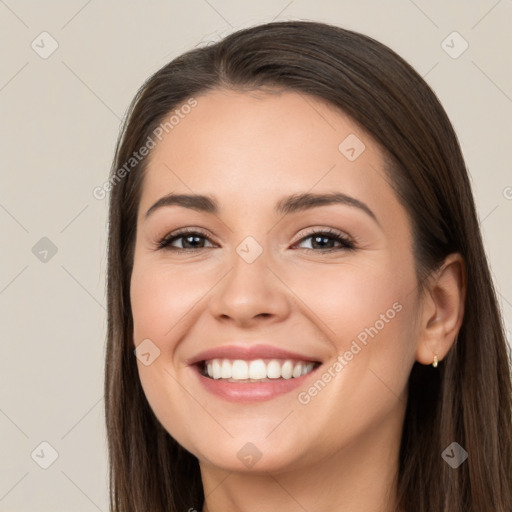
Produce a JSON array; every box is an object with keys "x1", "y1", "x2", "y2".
[{"x1": 208, "y1": 248, "x2": 291, "y2": 328}]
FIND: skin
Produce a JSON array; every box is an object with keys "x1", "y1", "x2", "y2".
[{"x1": 130, "y1": 88, "x2": 465, "y2": 512}]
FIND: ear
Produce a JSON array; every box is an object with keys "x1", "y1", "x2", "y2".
[{"x1": 415, "y1": 253, "x2": 466, "y2": 366}]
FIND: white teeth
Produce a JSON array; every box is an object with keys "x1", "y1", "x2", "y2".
[
  {"x1": 204, "y1": 358, "x2": 316, "y2": 381},
  {"x1": 221, "y1": 359, "x2": 232, "y2": 379},
  {"x1": 231, "y1": 360, "x2": 249, "y2": 380},
  {"x1": 292, "y1": 363, "x2": 303, "y2": 378},
  {"x1": 249, "y1": 359, "x2": 267, "y2": 379},
  {"x1": 281, "y1": 360, "x2": 293, "y2": 379},
  {"x1": 212, "y1": 359, "x2": 222, "y2": 379},
  {"x1": 267, "y1": 359, "x2": 282, "y2": 379}
]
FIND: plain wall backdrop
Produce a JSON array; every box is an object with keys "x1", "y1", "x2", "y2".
[{"x1": 0, "y1": 1, "x2": 511, "y2": 510}]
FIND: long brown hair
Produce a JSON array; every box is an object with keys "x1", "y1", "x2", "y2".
[{"x1": 104, "y1": 20, "x2": 512, "y2": 511}]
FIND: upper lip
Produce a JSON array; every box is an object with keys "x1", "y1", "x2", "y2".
[{"x1": 186, "y1": 344, "x2": 322, "y2": 366}]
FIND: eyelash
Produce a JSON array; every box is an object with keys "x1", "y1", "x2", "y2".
[{"x1": 155, "y1": 227, "x2": 356, "y2": 253}]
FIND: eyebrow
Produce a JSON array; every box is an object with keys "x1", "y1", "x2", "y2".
[{"x1": 144, "y1": 191, "x2": 380, "y2": 226}]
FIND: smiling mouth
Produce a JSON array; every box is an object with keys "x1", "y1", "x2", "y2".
[{"x1": 198, "y1": 358, "x2": 321, "y2": 383}]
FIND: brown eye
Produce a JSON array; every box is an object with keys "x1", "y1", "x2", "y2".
[
  {"x1": 294, "y1": 230, "x2": 355, "y2": 252},
  {"x1": 157, "y1": 230, "x2": 215, "y2": 251}
]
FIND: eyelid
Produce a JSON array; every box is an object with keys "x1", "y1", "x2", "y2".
[{"x1": 293, "y1": 226, "x2": 353, "y2": 243}]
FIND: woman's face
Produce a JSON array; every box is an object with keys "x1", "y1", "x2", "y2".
[{"x1": 130, "y1": 88, "x2": 423, "y2": 473}]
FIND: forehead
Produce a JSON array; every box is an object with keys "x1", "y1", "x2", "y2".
[{"x1": 137, "y1": 89, "x2": 406, "y2": 234}]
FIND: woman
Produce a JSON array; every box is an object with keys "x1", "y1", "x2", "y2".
[{"x1": 104, "y1": 20, "x2": 512, "y2": 511}]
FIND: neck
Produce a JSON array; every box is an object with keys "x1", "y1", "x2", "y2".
[{"x1": 200, "y1": 404, "x2": 404, "y2": 512}]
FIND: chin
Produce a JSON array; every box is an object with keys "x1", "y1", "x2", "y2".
[{"x1": 189, "y1": 436, "x2": 311, "y2": 475}]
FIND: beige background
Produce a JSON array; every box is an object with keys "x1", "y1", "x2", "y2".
[{"x1": 0, "y1": 1, "x2": 511, "y2": 510}]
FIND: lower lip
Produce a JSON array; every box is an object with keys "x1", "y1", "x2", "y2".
[{"x1": 191, "y1": 365, "x2": 320, "y2": 402}]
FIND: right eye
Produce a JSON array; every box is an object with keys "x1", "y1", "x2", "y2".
[{"x1": 156, "y1": 229, "x2": 216, "y2": 251}]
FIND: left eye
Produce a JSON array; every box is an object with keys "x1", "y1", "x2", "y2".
[{"x1": 294, "y1": 231, "x2": 355, "y2": 251}]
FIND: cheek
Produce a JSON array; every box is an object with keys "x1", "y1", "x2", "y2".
[
  {"x1": 130, "y1": 268, "x2": 168, "y2": 345},
  {"x1": 289, "y1": 264, "x2": 417, "y2": 430},
  {"x1": 129, "y1": 260, "x2": 206, "y2": 452},
  {"x1": 285, "y1": 253, "x2": 419, "y2": 399},
  {"x1": 285, "y1": 256, "x2": 415, "y2": 344},
  {"x1": 130, "y1": 259, "x2": 207, "y2": 345}
]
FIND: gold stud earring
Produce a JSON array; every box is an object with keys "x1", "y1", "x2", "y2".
[{"x1": 432, "y1": 352, "x2": 439, "y2": 368}]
